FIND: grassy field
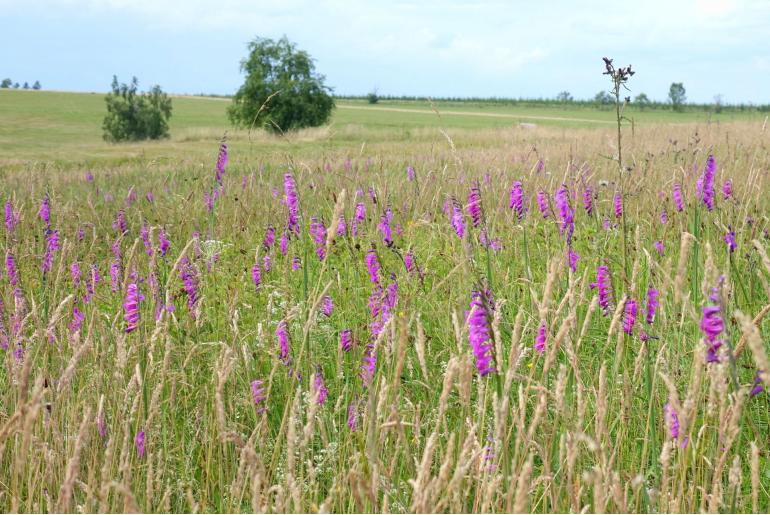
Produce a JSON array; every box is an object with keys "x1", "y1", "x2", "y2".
[
  {"x1": 2, "y1": 89, "x2": 767, "y2": 166},
  {"x1": 0, "y1": 89, "x2": 769, "y2": 512}
]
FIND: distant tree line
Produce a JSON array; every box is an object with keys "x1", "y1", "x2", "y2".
[
  {"x1": 1, "y1": 78, "x2": 41, "y2": 90},
  {"x1": 336, "y1": 83, "x2": 770, "y2": 114}
]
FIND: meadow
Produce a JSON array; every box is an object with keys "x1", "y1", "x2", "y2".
[{"x1": 0, "y1": 89, "x2": 769, "y2": 513}]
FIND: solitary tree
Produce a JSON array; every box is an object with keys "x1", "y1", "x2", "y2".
[
  {"x1": 367, "y1": 87, "x2": 380, "y2": 104},
  {"x1": 22, "y1": 82, "x2": 29, "y2": 89},
  {"x1": 228, "y1": 36, "x2": 334, "y2": 133},
  {"x1": 102, "y1": 76, "x2": 172, "y2": 142},
  {"x1": 32, "y1": 81, "x2": 41, "y2": 90},
  {"x1": 668, "y1": 83, "x2": 686, "y2": 112},
  {"x1": 634, "y1": 93, "x2": 651, "y2": 110},
  {"x1": 556, "y1": 91, "x2": 573, "y2": 102},
  {"x1": 594, "y1": 90, "x2": 613, "y2": 106}
]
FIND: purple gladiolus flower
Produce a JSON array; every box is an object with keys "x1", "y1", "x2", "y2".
[
  {"x1": 135, "y1": 430, "x2": 145, "y2": 457},
  {"x1": 750, "y1": 372, "x2": 765, "y2": 397},
  {"x1": 623, "y1": 298, "x2": 637, "y2": 334},
  {"x1": 509, "y1": 181, "x2": 525, "y2": 220},
  {"x1": 39, "y1": 195, "x2": 50, "y2": 228},
  {"x1": 4, "y1": 201, "x2": 19, "y2": 233},
  {"x1": 123, "y1": 283, "x2": 140, "y2": 333},
  {"x1": 263, "y1": 225, "x2": 276, "y2": 249},
  {"x1": 291, "y1": 255, "x2": 301, "y2": 271},
  {"x1": 70, "y1": 261, "x2": 81, "y2": 288},
  {"x1": 725, "y1": 230, "x2": 736, "y2": 253},
  {"x1": 280, "y1": 231, "x2": 289, "y2": 255},
  {"x1": 336, "y1": 215, "x2": 347, "y2": 237},
  {"x1": 340, "y1": 329, "x2": 353, "y2": 352},
  {"x1": 313, "y1": 368, "x2": 328, "y2": 405},
  {"x1": 352, "y1": 202, "x2": 366, "y2": 237},
  {"x1": 309, "y1": 217, "x2": 328, "y2": 260},
  {"x1": 467, "y1": 290, "x2": 495, "y2": 376},
  {"x1": 672, "y1": 183, "x2": 684, "y2": 212},
  {"x1": 555, "y1": 185, "x2": 574, "y2": 242},
  {"x1": 141, "y1": 224, "x2": 153, "y2": 256},
  {"x1": 113, "y1": 210, "x2": 127, "y2": 235},
  {"x1": 722, "y1": 180, "x2": 732, "y2": 200},
  {"x1": 284, "y1": 173, "x2": 300, "y2": 235},
  {"x1": 69, "y1": 306, "x2": 85, "y2": 333},
  {"x1": 6, "y1": 253, "x2": 19, "y2": 287},
  {"x1": 251, "y1": 263, "x2": 261, "y2": 289},
  {"x1": 450, "y1": 200, "x2": 465, "y2": 238},
  {"x1": 406, "y1": 165, "x2": 415, "y2": 181},
  {"x1": 664, "y1": 403, "x2": 680, "y2": 439},
  {"x1": 276, "y1": 320, "x2": 290, "y2": 363},
  {"x1": 179, "y1": 258, "x2": 199, "y2": 319},
  {"x1": 250, "y1": 379, "x2": 267, "y2": 413},
  {"x1": 347, "y1": 402, "x2": 358, "y2": 431},
  {"x1": 361, "y1": 344, "x2": 377, "y2": 387},
  {"x1": 158, "y1": 227, "x2": 170, "y2": 257},
  {"x1": 110, "y1": 261, "x2": 121, "y2": 293},
  {"x1": 660, "y1": 209, "x2": 668, "y2": 225},
  {"x1": 646, "y1": 288, "x2": 659, "y2": 324},
  {"x1": 582, "y1": 185, "x2": 594, "y2": 216},
  {"x1": 42, "y1": 230, "x2": 60, "y2": 274},
  {"x1": 321, "y1": 295, "x2": 333, "y2": 317},
  {"x1": 700, "y1": 304, "x2": 724, "y2": 363},
  {"x1": 263, "y1": 254, "x2": 271, "y2": 272},
  {"x1": 700, "y1": 155, "x2": 716, "y2": 211},
  {"x1": 534, "y1": 321, "x2": 547, "y2": 354},
  {"x1": 467, "y1": 184, "x2": 483, "y2": 228},
  {"x1": 378, "y1": 208, "x2": 394, "y2": 246},
  {"x1": 215, "y1": 140, "x2": 228, "y2": 184},
  {"x1": 536, "y1": 191, "x2": 551, "y2": 218},
  {"x1": 145, "y1": 191, "x2": 154, "y2": 203},
  {"x1": 654, "y1": 240, "x2": 665, "y2": 255},
  {"x1": 590, "y1": 265, "x2": 612, "y2": 316},
  {"x1": 85, "y1": 171, "x2": 94, "y2": 182},
  {"x1": 365, "y1": 249, "x2": 380, "y2": 284},
  {"x1": 613, "y1": 192, "x2": 623, "y2": 219}
]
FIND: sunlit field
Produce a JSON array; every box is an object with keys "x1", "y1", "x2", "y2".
[{"x1": 0, "y1": 90, "x2": 769, "y2": 512}]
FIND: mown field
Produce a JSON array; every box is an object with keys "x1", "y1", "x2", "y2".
[{"x1": 0, "y1": 89, "x2": 769, "y2": 512}]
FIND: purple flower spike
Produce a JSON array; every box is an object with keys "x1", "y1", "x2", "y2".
[{"x1": 467, "y1": 290, "x2": 495, "y2": 376}]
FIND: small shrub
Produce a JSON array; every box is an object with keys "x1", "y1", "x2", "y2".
[{"x1": 102, "y1": 76, "x2": 172, "y2": 142}]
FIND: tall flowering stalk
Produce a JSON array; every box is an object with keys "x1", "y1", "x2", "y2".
[
  {"x1": 699, "y1": 155, "x2": 716, "y2": 211},
  {"x1": 509, "y1": 181, "x2": 525, "y2": 220},
  {"x1": 276, "y1": 320, "x2": 290, "y2": 364},
  {"x1": 467, "y1": 290, "x2": 495, "y2": 376},
  {"x1": 215, "y1": 140, "x2": 228, "y2": 185},
  {"x1": 450, "y1": 199, "x2": 465, "y2": 239},
  {"x1": 178, "y1": 258, "x2": 200, "y2": 319},
  {"x1": 672, "y1": 183, "x2": 684, "y2": 212},
  {"x1": 365, "y1": 249, "x2": 380, "y2": 285},
  {"x1": 284, "y1": 172, "x2": 300, "y2": 235},
  {"x1": 700, "y1": 304, "x2": 724, "y2": 363},
  {"x1": 123, "y1": 283, "x2": 140, "y2": 333},
  {"x1": 622, "y1": 298, "x2": 637, "y2": 334},
  {"x1": 467, "y1": 184, "x2": 483, "y2": 228},
  {"x1": 555, "y1": 185, "x2": 574, "y2": 243},
  {"x1": 590, "y1": 265, "x2": 612, "y2": 316},
  {"x1": 42, "y1": 230, "x2": 60, "y2": 275},
  {"x1": 377, "y1": 208, "x2": 394, "y2": 246},
  {"x1": 536, "y1": 191, "x2": 551, "y2": 218},
  {"x1": 309, "y1": 217, "x2": 327, "y2": 260},
  {"x1": 646, "y1": 288, "x2": 659, "y2": 324}
]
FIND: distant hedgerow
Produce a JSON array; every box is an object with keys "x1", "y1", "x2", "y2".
[{"x1": 102, "y1": 76, "x2": 172, "y2": 142}]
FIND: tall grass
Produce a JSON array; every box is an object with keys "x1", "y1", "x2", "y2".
[{"x1": 0, "y1": 120, "x2": 768, "y2": 513}]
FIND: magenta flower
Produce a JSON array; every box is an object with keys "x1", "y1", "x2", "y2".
[
  {"x1": 672, "y1": 183, "x2": 684, "y2": 212},
  {"x1": 590, "y1": 265, "x2": 612, "y2": 316},
  {"x1": 347, "y1": 401, "x2": 358, "y2": 431},
  {"x1": 291, "y1": 255, "x2": 301, "y2": 271},
  {"x1": 250, "y1": 379, "x2": 267, "y2": 413},
  {"x1": 467, "y1": 290, "x2": 495, "y2": 376},
  {"x1": 135, "y1": 429, "x2": 145, "y2": 457},
  {"x1": 263, "y1": 254, "x2": 271, "y2": 272},
  {"x1": 613, "y1": 192, "x2": 623, "y2": 219},
  {"x1": 145, "y1": 191, "x2": 154, "y2": 203},
  {"x1": 158, "y1": 227, "x2": 170, "y2": 257},
  {"x1": 313, "y1": 367, "x2": 328, "y2": 405},
  {"x1": 450, "y1": 200, "x2": 465, "y2": 238},
  {"x1": 284, "y1": 172, "x2": 300, "y2": 234},
  {"x1": 361, "y1": 344, "x2": 377, "y2": 387},
  {"x1": 406, "y1": 165, "x2": 416, "y2": 181},
  {"x1": 70, "y1": 261, "x2": 81, "y2": 288},
  {"x1": 664, "y1": 403, "x2": 680, "y2": 440},
  {"x1": 321, "y1": 295, "x2": 333, "y2": 317},
  {"x1": 42, "y1": 229, "x2": 60, "y2": 274},
  {"x1": 251, "y1": 263, "x2": 261, "y2": 289},
  {"x1": 568, "y1": 247, "x2": 580, "y2": 273},
  {"x1": 700, "y1": 304, "x2": 724, "y2": 363},
  {"x1": 39, "y1": 195, "x2": 50, "y2": 228},
  {"x1": 623, "y1": 298, "x2": 637, "y2": 334},
  {"x1": 337, "y1": 215, "x2": 347, "y2": 237},
  {"x1": 534, "y1": 321, "x2": 547, "y2": 354},
  {"x1": 69, "y1": 306, "x2": 85, "y2": 333},
  {"x1": 378, "y1": 208, "x2": 394, "y2": 246},
  {"x1": 700, "y1": 155, "x2": 716, "y2": 211},
  {"x1": 280, "y1": 231, "x2": 289, "y2": 255},
  {"x1": 340, "y1": 329, "x2": 353, "y2": 352},
  {"x1": 309, "y1": 217, "x2": 328, "y2": 260},
  {"x1": 179, "y1": 258, "x2": 199, "y2": 319},
  {"x1": 215, "y1": 140, "x2": 228, "y2": 184},
  {"x1": 6, "y1": 253, "x2": 19, "y2": 287},
  {"x1": 660, "y1": 209, "x2": 668, "y2": 225},
  {"x1": 555, "y1": 185, "x2": 574, "y2": 242},
  {"x1": 582, "y1": 185, "x2": 594, "y2": 216},
  {"x1": 352, "y1": 202, "x2": 366, "y2": 237},
  {"x1": 725, "y1": 230, "x2": 736, "y2": 253},
  {"x1": 4, "y1": 201, "x2": 19, "y2": 233},
  {"x1": 123, "y1": 283, "x2": 140, "y2": 333},
  {"x1": 509, "y1": 181, "x2": 525, "y2": 220},
  {"x1": 140, "y1": 223, "x2": 153, "y2": 256},
  {"x1": 646, "y1": 288, "x2": 659, "y2": 324},
  {"x1": 722, "y1": 179, "x2": 732, "y2": 200},
  {"x1": 750, "y1": 372, "x2": 765, "y2": 397},
  {"x1": 365, "y1": 249, "x2": 380, "y2": 284},
  {"x1": 263, "y1": 225, "x2": 276, "y2": 249},
  {"x1": 113, "y1": 209, "x2": 127, "y2": 235},
  {"x1": 536, "y1": 191, "x2": 551, "y2": 218},
  {"x1": 110, "y1": 261, "x2": 121, "y2": 293},
  {"x1": 276, "y1": 320, "x2": 290, "y2": 363},
  {"x1": 467, "y1": 184, "x2": 483, "y2": 228},
  {"x1": 654, "y1": 240, "x2": 665, "y2": 255}
]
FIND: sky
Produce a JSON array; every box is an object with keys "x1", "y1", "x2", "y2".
[{"x1": 1, "y1": 0, "x2": 769, "y2": 104}]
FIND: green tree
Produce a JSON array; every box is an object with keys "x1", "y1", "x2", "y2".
[
  {"x1": 668, "y1": 82, "x2": 686, "y2": 112},
  {"x1": 0, "y1": 79, "x2": 10, "y2": 88},
  {"x1": 594, "y1": 90, "x2": 613, "y2": 106},
  {"x1": 556, "y1": 91, "x2": 573, "y2": 102},
  {"x1": 634, "y1": 92, "x2": 651, "y2": 110},
  {"x1": 32, "y1": 81, "x2": 41, "y2": 90},
  {"x1": 367, "y1": 87, "x2": 379, "y2": 104},
  {"x1": 22, "y1": 82, "x2": 29, "y2": 89},
  {"x1": 102, "y1": 76, "x2": 172, "y2": 142},
  {"x1": 228, "y1": 36, "x2": 334, "y2": 133}
]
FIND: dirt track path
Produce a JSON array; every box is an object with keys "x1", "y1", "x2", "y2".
[{"x1": 336, "y1": 103, "x2": 616, "y2": 125}]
